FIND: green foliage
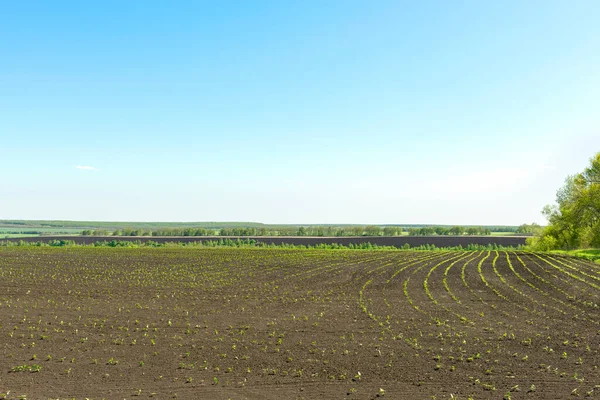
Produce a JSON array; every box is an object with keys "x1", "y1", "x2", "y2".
[
  {"x1": 364, "y1": 226, "x2": 382, "y2": 236},
  {"x1": 382, "y1": 226, "x2": 401, "y2": 236},
  {"x1": 525, "y1": 235, "x2": 557, "y2": 251},
  {"x1": 0, "y1": 238, "x2": 523, "y2": 252},
  {"x1": 48, "y1": 240, "x2": 76, "y2": 247},
  {"x1": 407, "y1": 226, "x2": 491, "y2": 236},
  {"x1": 96, "y1": 225, "x2": 403, "y2": 237},
  {"x1": 515, "y1": 223, "x2": 543, "y2": 236},
  {"x1": 532, "y1": 152, "x2": 600, "y2": 250},
  {"x1": 551, "y1": 249, "x2": 600, "y2": 264},
  {"x1": 10, "y1": 364, "x2": 41, "y2": 373}
]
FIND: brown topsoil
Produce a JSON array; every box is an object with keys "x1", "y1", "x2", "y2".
[{"x1": 0, "y1": 247, "x2": 598, "y2": 400}]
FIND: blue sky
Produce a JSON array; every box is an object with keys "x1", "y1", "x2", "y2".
[{"x1": 1, "y1": 1, "x2": 599, "y2": 225}]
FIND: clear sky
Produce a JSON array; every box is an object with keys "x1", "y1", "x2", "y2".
[{"x1": 1, "y1": 1, "x2": 599, "y2": 225}]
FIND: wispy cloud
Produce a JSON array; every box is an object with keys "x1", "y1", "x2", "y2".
[{"x1": 75, "y1": 165, "x2": 99, "y2": 171}]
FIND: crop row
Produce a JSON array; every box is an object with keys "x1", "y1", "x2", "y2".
[{"x1": 0, "y1": 247, "x2": 599, "y2": 399}]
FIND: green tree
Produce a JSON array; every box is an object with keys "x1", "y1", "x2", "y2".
[
  {"x1": 532, "y1": 152, "x2": 600, "y2": 249},
  {"x1": 434, "y1": 226, "x2": 449, "y2": 235},
  {"x1": 419, "y1": 227, "x2": 435, "y2": 235},
  {"x1": 383, "y1": 226, "x2": 399, "y2": 236},
  {"x1": 364, "y1": 226, "x2": 382, "y2": 236},
  {"x1": 407, "y1": 228, "x2": 419, "y2": 236},
  {"x1": 449, "y1": 226, "x2": 463, "y2": 235},
  {"x1": 466, "y1": 227, "x2": 478, "y2": 235},
  {"x1": 351, "y1": 226, "x2": 364, "y2": 236},
  {"x1": 516, "y1": 223, "x2": 542, "y2": 235}
]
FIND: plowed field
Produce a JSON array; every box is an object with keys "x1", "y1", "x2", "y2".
[{"x1": 1, "y1": 247, "x2": 599, "y2": 399}]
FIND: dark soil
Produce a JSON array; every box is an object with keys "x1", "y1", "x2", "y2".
[{"x1": 0, "y1": 248, "x2": 597, "y2": 399}]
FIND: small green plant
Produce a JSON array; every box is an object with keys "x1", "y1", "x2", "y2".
[
  {"x1": 528, "y1": 384, "x2": 536, "y2": 393},
  {"x1": 10, "y1": 364, "x2": 41, "y2": 373}
]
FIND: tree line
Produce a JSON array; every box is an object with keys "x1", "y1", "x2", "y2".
[
  {"x1": 406, "y1": 226, "x2": 491, "y2": 236},
  {"x1": 81, "y1": 225, "x2": 503, "y2": 237},
  {"x1": 81, "y1": 226, "x2": 405, "y2": 237},
  {"x1": 515, "y1": 223, "x2": 543, "y2": 236},
  {"x1": 2, "y1": 238, "x2": 523, "y2": 251}
]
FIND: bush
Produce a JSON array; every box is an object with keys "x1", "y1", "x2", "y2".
[{"x1": 526, "y1": 235, "x2": 558, "y2": 251}]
